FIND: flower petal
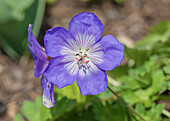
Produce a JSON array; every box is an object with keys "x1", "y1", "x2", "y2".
[
  {"x1": 34, "y1": 58, "x2": 49, "y2": 78},
  {"x1": 77, "y1": 62, "x2": 108, "y2": 95},
  {"x1": 28, "y1": 24, "x2": 36, "y2": 45},
  {"x1": 69, "y1": 12, "x2": 103, "y2": 50},
  {"x1": 28, "y1": 44, "x2": 37, "y2": 61},
  {"x1": 89, "y1": 35, "x2": 124, "y2": 71},
  {"x1": 44, "y1": 27, "x2": 78, "y2": 58},
  {"x1": 28, "y1": 24, "x2": 49, "y2": 77},
  {"x1": 44, "y1": 56, "x2": 79, "y2": 89},
  {"x1": 41, "y1": 76, "x2": 55, "y2": 108},
  {"x1": 28, "y1": 24, "x2": 46, "y2": 59}
]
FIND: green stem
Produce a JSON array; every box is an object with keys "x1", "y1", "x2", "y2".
[{"x1": 107, "y1": 85, "x2": 146, "y2": 121}]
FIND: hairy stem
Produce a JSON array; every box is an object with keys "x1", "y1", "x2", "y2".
[{"x1": 107, "y1": 85, "x2": 146, "y2": 121}]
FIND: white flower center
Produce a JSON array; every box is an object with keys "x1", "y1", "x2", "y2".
[{"x1": 75, "y1": 49, "x2": 90, "y2": 71}]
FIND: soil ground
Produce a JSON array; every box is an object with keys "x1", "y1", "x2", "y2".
[{"x1": 0, "y1": 0, "x2": 170, "y2": 120}]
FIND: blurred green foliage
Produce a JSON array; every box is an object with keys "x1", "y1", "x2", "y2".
[
  {"x1": 0, "y1": 0, "x2": 46, "y2": 59},
  {"x1": 135, "y1": 103, "x2": 165, "y2": 121},
  {"x1": 114, "y1": 0, "x2": 124, "y2": 5},
  {"x1": 15, "y1": 21, "x2": 170, "y2": 121},
  {"x1": 93, "y1": 100, "x2": 131, "y2": 121},
  {"x1": 46, "y1": 0, "x2": 57, "y2": 4}
]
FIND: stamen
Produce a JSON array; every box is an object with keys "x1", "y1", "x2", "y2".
[{"x1": 75, "y1": 50, "x2": 90, "y2": 71}]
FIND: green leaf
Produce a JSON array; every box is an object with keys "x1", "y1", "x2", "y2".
[
  {"x1": 14, "y1": 113, "x2": 24, "y2": 121},
  {"x1": 144, "y1": 55, "x2": 158, "y2": 72},
  {"x1": 20, "y1": 96, "x2": 53, "y2": 121},
  {"x1": 125, "y1": 46, "x2": 150, "y2": 66},
  {"x1": 134, "y1": 90, "x2": 150, "y2": 102},
  {"x1": 168, "y1": 81, "x2": 170, "y2": 91},
  {"x1": 107, "y1": 65, "x2": 129, "y2": 80},
  {"x1": 163, "y1": 119, "x2": 170, "y2": 121},
  {"x1": 50, "y1": 95, "x2": 76, "y2": 120},
  {"x1": 60, "y1": 106, "x2": 95, "y2": 121},
  {"x1": 135, "y1": 103, "x2": 145, "y2": 115},
  {"x1": 150, "y1": 21, "x2": 170, "y2": 34},
  {"x1": 135, "y1": 33, "x2": 161, "y2": 49},
  {"x1": 121, "y1": 88, "x2": 159, "y2": 108},
  {"x1": 150, "y1": 21, "x2": 170, "y2": 42},
  {"x1": 151, "y1": 70, "x2": 165, "y2": 94},
  {"x1": 21, "y1": 96, "x2": 42, "y2": 121},
  {"x1": 117, "y1": 76, "x2": 146, "y2": 91},
  {"x1": 40, "y1": 102, "x2": 52, "y2": 121},
  {"x1": 20, "y1": 95, "x2": 75, "y2": 121},
  {"x1": 97, "y1": 88, "x2": 113, "y2": 99},
  {"x1": 121, "y1": 90, "x2": 140, "y2": 106},
  {"x1": 135, "y1": 103, "x2": 165, "y2": 121},
  {"x1": 147, "y1": 104, "x2": 165, "y2": 121},
  {"x1": 160, "y1": 58, "x2": 170, "y2": 67},
  {"x1": 93, "y1": 100, "x2": 130, "y2": 121},
  {"x1": 54, "y1": 81, "x2": 86, "y2": 103},
  {"x1": 163, "y1": 65, "x2": 170, "y2": 74}
]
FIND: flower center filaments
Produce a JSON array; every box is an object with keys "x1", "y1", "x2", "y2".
[{"x1": 75, "y1": 49, "x2": 90, "y2": 71}]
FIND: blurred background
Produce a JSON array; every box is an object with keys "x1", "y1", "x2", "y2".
[{"x1": 0, "y1": 0, "x2": 170, "y2": 121}]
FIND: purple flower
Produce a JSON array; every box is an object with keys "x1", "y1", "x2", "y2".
[
  {"x1": 28, "y1": 24, "x2": 49, "y2": 78},
  {"x1": 28, "y1": 24, "x2": 55, "y2": 108},
  {"x1": 44, "y1": 12, "x2": 124, "y2": 95},
  {"x1": 41, "y1": 76, "x2": 55, "y2": 108}
]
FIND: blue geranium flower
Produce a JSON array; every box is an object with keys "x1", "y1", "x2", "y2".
[
  {"x1": 28, "y1": 24, "x2": 55, "y2": 108},
  {"x1": 44, "y1": 12, "x2": 124, "y2": 95}
]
